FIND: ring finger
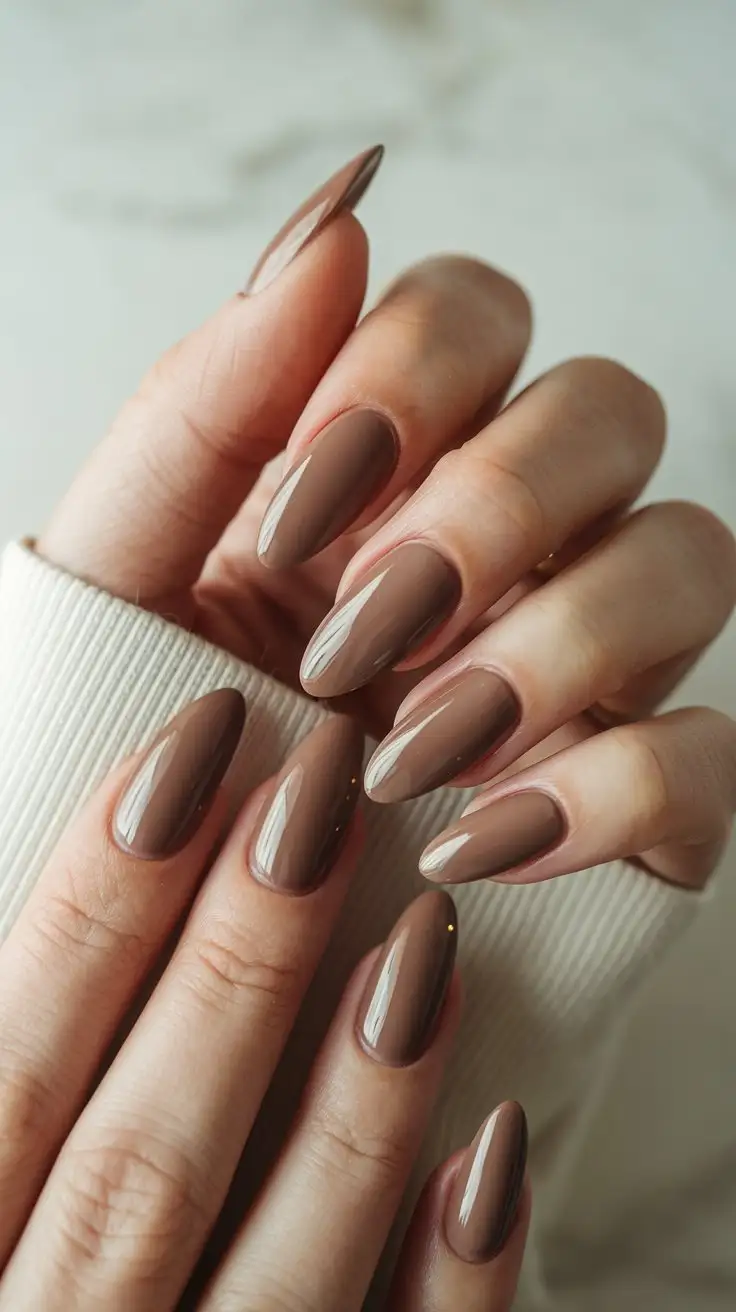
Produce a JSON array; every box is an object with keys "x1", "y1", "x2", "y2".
[
  {"x1": 364, "y1": 499, "x2": 736, "y2": 805},
  {"x1": 299, "y1": 356, "x2": 666, "y2": 698}
]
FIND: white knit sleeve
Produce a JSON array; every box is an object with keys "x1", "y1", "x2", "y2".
[{"x1": 0, "y1": 541, "x2": 706, "y2": 1308}]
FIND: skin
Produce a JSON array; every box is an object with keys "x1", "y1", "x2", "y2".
[
  {"x1": 39, "y1": 214, "x2": 736, "y2": 889},
  {"x1": 0, "y1": 735, "x2": 522, "y2": 1308},
  {"x1": 9, "y1": 196, "x2": 734, "y2": 1300}
]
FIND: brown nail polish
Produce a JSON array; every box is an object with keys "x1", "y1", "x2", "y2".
[
  {"x1": 356, "y1": 890, "x2": 457, "y2": 1067},
  {"x1": 245, "y1": 144, "x2": 384, "y2": 296},
  {"x1": 113, "y1": 689, "x2": 246, "y2": 860},
  {"x1": 365, "y1": 670, "x2": 520, "y2": 804},
  {"x1": 249, "y1": 715, "x2": 364, "y2": 895},
  {"x1": 257, "y1": 409, "x2": 399, "y2": 570},
  {"x1": 445, "y1": 1101, "x2": 528, "y2": 1264},
  {"x1": 419, "y1": 791, "x2": 564, "y2": 885},
  {"x1": 300, "y1": 543, "x2": 462, "y2": 699}
]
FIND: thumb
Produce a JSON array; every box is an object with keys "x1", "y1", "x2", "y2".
[{"x1": 39, "y1": 148, "x2": 379, "y2": 615}]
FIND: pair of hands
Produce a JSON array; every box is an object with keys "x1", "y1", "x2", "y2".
[{"x1": 2, "y1": 144, "x2": 734, "y2": 1308}]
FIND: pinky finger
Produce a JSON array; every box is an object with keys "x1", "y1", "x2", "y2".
[
  {"x1": 387, "y1": 1101, "x2": 530, "y2": 1312},
  {"x1": 419, "y1": 707, "x2": 736, "y2": 891}
]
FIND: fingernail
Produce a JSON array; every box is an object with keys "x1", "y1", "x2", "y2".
[
  {"x1": 419, "y1": 791, "x2": 565, "y2": 885},
  {"x1": 445, "y1": 1101, "x2": 528, "y2": 1263},
  {"x1": 249, "y1": 715, "x2": 364, "y2": 895},
  {"x1": 356, "y1": 890, "x2": 457, "y2": 1067},
  {"x1": 365, "y1": 670, "x2": 520, "y2": 804},
  {"x1": 257, "y1": 409, "x2": 399, "y2": 570},
  {"x1": 300, "y1": 543, "x2": 462, "y2": 698},
  {"x1": 113, "y1": 689, "x2": 246, "y2": 859},
  {"x1": 244, "y1": 144, "x2": 384, "y2": 296}
]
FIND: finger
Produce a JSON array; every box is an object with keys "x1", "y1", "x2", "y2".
[
  {"x1": 0, "y1": 689, "x2": 244, "y2": 1266},
  {"x1": 387, "y1": 1103, "x2": 530, "y2": 1312},
  {"x1": 253, "y1": 256, "x2": 531, "y2": 569},
  {"x1": 39, "y1": 148, "x2": 378, "y2": 616},
  {"x1": 1, "y1": 717, "x2": 363, "y2": 1311},
  {"x1": 300, "y1": 356, "x2": 665, "y2": 698},
  {"x1": 418, "y1": 707, "x2": 736, "y2": 890},
  {"x1": 364, "y1": 500, "x2": 736, "y2": 803},
  {"x1": 203, "y1": 891, "x2": 460, "y2": 1312}
]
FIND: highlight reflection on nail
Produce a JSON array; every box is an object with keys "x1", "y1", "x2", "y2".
[
  {"x1": 445, "y1": 1101, "x2": 528, "y2": 1264},
  {"x1": 249, "y1": 716, "x2": 364, "y2": 894},
  {"x1": 245, "y1": 144, "x2": 384, "y2": 296},
  {"x1": 356, "y1": 890, "x2": 457, "y2": 1067},
  {"x1": 300, "y1": 543, "x2": 462, "y2": 699}
]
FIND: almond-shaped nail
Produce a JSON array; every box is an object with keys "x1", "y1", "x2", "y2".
[
  {"x1": 257, "y1": 409, "x2": 399, "y2": 570},
  {"x1": 300, "y1": 543, "x2": 462, "y2": 699},
  {"x1": 445, "y1": 1101, "x2": 528, "y2": 1263},
  {"x1": 419, "y1": 791, "x2": 565, "y2": 885},
  {"x1": 249, "y1": 715, "x2": 364, "y2": 895},
  {"x1": 244, "y1": 144, "x2": 384, "y2": 296},
  {"x1": 356, "y1": 890, "x2": 457, "y2": 1067},
  {"x1": 365, "y1": 670, "x2": 520, "y2": 804},
  {"x1": 113, "y1": 689, "x2": 246, "y2": 859}
]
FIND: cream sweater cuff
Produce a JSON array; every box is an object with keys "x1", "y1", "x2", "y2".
[{"x1": 0, "y1": 541, "x2": 706, "y2": 1306}]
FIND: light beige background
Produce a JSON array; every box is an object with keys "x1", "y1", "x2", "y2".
[{"x1": 1, "y1": 1, "x2": 734, "y2": 1305}]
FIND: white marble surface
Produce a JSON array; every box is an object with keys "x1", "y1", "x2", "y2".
[{"x1": 1, "y1": 0, "x2": 735, "y2": 1303}]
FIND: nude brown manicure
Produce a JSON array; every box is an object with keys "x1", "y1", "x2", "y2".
[
  {"x1": 257, "y1": 409, "x2": 399, "y2": 570},
  {"x1": 245, "y1": 144, "x2": 384, "y2": 296},
  {"x1": 445, "y1": 1101, "x2": 528, "y2": 1263},
  {"x1": 300, "y1": 543, "x2": 462, "y2": 699},
  {"x1": 356, "y1": 890, "x2": 457, "y2": 1067},
  {"x1": 419, "y1": 791, "x2": 565, "y2": 885},
  {"x1": 113, "y1": 689, "x2": 246, "y2": 860},
  {"x1": 365, "y1": 670, "x2": 520, "y2": 804},
  {"x1": 249, "y1": 716, "x2": 364, "y2": 895}
]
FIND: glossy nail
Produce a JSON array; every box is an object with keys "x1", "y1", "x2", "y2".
[
  {"x1": 249, "y1": 715, "x2": 364, "y2": 894},
  {"x1": 445, "y1": 1101, "x2": 528, "y2": 1263},
  {"x1": 258, "y1": 409, "x2": 399, "y2": 570},
  {"x1": 301, "y1": 543, "x2": 462, "y2": 698},
  {"x1": 356, "y1": 890, "x2": 457, "y2": 1067},
  {"x1": 365, "y1": 670, "x2": 520, "y2": 803},
  {"x1": 113, "y1": 689, "x2": 246, "y2": 859},
  {"x1": 419, "y1": 791, "x2": 565, "y2": 885},
  {"x1": 245, "y1": 144, "x2": 384, "y2": 296}
]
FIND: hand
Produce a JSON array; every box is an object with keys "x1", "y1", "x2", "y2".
[
  {"x1": 0, "y1": 690, "x2": 528, "y2": 1310},
  {"x1": 39, "y1": 145, "x2": 736, "y2": 890}
]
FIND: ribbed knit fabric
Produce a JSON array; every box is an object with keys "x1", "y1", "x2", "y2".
[{"x1": 0, "y1": 541, "x2": 706, "y2": 1308}]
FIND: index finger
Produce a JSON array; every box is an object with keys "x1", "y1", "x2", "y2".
[{"x1": 39, "y1": 148, "x2": 380, "y2": 614}]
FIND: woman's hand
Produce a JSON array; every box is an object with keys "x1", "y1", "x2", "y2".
[
  {"x1": 39, "y1": 145, "x2": 736, "y2": 890},
  {"x1": 0, "y1": 689, "x2": 529, "y2": 1310}
]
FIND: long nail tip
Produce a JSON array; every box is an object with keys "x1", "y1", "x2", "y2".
[{"x1": 244, "y1": 142, "x2": 385, "y2": 296}]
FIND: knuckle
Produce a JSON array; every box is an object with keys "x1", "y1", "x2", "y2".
[
  {"x1": 432, "y1": 446, "x2": 548, "y2": 550},
  {"x1": 309, "y1": 1105, "x2": 411, "y2": 1189},
  {"x1": 58, "y1": 1134, "x2": 204, "y2": 1268},
  {"x1": 185, "y1": 920, "x2": 301, "y2": 1022},
  {"x1": 29, "y1": 888, "x2": 145, "y2": 973},
  {"x1": 613, "y1": 732, "x2": 670, "y2": 833}
]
